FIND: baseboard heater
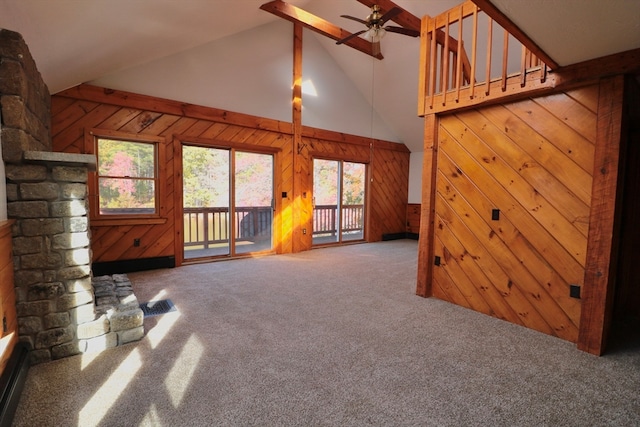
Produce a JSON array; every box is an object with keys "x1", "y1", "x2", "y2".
[
  {"x1": 0, "y1": 342, "x2": 30, "y2": 427},
  {"x1": 92, "y1": 256, "x2": 175, "y2": 276},
  {"x1": 382, "y1": 232, "x2": 419, "y2": 241}
]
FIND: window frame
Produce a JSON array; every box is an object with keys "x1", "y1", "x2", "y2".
[{"x1": 86, "y1": 129, "x2": 166, "y2": 224}]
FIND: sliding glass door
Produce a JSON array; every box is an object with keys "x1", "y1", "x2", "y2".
[
  {"x1": 312, "y1": 158, "x2": 366, "y2": 245},
  {"x1": 183, "y1": 145, "x2": 273, "y2": 259}
]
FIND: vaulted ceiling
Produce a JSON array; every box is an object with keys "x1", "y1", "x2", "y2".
[{"x1": 1, "y1": 0, "x2": 638, "y2": 153}]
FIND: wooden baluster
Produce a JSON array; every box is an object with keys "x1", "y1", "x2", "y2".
[
  {"x1": 520, "y1": 44, "x2": 527, "y2": 87},
  {"x1": 485, "y1": 17, "x2": 492, "y2": 96},
  {"x1": 418, "y1": 16, "x2": 430, "y2": 115},
  {"x1": 455, "y1": 4, "x2": 464, "y2": 102},
  {"x1": 469, "y1": 5, "x2": 478, "y2": 99},
  {"x1": 501, "y1": 28, "x2": 508, "y2": 91},
  {"x1": 442, "y1": 13, "x2": 450, "y2": 105},
  {"x1": 430, "y1": 26, "x2": 437, "y2": 109}
]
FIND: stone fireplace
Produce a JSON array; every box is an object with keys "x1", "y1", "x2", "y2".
[{"x1": 1, "y1": 29, "x2": 143, "y2": 365}]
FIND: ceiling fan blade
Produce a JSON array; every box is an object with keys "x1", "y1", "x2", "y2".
[
  {"x1": 340, "y1": 15, "x2": 368, "y2": 25},
  {"x1": 336, "y1": 29, "x2": 367, "y2": 45},
  {"x1": 379, "y1": 7, "x2": 402, "y2": 25},
  {"x1": 372, "y1": 40, "x2": 381, "y2": 57},
  {"x1": 384, "y1": 26, "x2": 420, "y2": 37}
]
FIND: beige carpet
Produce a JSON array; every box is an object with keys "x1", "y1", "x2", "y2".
[{"x1": 11, "y1": 240, "x2": 640, "y2": 426}]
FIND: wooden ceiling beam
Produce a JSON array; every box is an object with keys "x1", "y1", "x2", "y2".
[
  {"x1": 355, "y1": 0, "x2": 421, "y2": 32},
  {"x1": 260, "y1": 0, "x2": 383, "y2": 60},
  {"x1": 471, "y1": 0, "x2": 559, "y2": 69}
]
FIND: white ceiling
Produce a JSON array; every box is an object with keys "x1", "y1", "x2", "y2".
[{"x1": 1, "y1": 0, "x2": 638, "y2": 153}]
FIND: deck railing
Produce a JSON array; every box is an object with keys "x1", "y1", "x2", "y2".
[
  {"x1": 312, "y1": 204, "x2": 364, "y2": 236},
  {"x1": 184, "y1": 204, "x2": 364, "y2": 248},
  {"x1": 418, "y1": 0, "x2": 551, "y2": 114},
  {"x1": 183, "y1": 206, "x2": 273, "y2": 249}
]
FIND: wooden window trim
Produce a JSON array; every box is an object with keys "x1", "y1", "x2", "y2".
[{"x1": 84, "y1": 128, "x2": 166, "y2": 222}]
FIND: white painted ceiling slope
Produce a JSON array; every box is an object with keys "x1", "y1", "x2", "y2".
[{"x1": 1, "y1": 0, "x2": 639, "y2": 153}]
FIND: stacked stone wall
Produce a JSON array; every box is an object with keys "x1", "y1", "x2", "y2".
[
  {"x1": 0, "y1": 29, "x2": 51, "y2": 162},
  {"x1": 1, "y1": 28, "x2": 143, "y2": 364}
]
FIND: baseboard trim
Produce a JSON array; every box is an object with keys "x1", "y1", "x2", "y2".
[
  {"x1": 92, "y1": 256, "x2": 175, "y2": 276},
  {"x1": 0, "y1": 342, "x2": 30, "y2": 427},
  {"x1": 382, "y1": 232, "x2": 419, "y2": 241}
]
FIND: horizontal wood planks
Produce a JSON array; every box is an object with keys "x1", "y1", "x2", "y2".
[
  {"x1": 431, "y1": 84, "x2": 598, "y2": 341},
  {"x1": 52, "y1": 85, "x2": 409, "y2": 263}
]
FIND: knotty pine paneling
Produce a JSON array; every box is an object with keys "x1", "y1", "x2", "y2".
[
  {"x1": 52, "y1": 85, "x2": 409, "y2": 264},
  {"x1": 431, "y1": 84, "x2": 598, "y2": 342},
  {"x1": 406, "y1": 204, "x2": 420, "y2": 234}
]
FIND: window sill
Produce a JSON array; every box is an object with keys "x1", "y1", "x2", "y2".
[{"x1": 91, "y1": 217, "x2": 168, "y2": 226}]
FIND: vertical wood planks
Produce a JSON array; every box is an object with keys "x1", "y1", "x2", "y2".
[{"x1": 578, "y1": 76, "x2": 625, "y2": 355}]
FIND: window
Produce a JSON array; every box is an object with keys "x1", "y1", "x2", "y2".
[{"x1": 95, "y1": 137, "x2": 158, "y2": 216}]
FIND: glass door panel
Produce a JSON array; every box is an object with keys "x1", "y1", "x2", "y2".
[
  {"x1": 183, "y1": 146, "x2": 230, "y2": 259},
  {"x1": 312, "y1": 159, "x2": 340, "y2": 245},
  {"x1": 341, "y1": 162, "x2": 365, "y2": 242},
  {"x1": 234, "y1": 151, "x2": 274, "y2": 255}
]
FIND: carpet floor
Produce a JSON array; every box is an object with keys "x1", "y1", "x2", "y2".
[{"x1": 11, "y1": 240, "x2": 640, "y2": 426}]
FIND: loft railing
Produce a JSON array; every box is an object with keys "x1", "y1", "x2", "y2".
[{"x1": 418, "y1": 0, "x2": 551, "y2": 114}]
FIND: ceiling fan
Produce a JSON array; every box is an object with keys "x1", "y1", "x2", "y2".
[{"x1": 336, "y1": 5, "x2": 420, "y2": 56}]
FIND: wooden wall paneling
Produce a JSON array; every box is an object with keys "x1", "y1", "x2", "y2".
[
  {"x1": 436, "y1": 120, "x2": 584, "y2": 285},
  {"x1": 505, "y1": 99, "x2": 595, "y2": 172},
  {"x1": 50, "y1": 96, "x2": 77, "y2": 116},
  {"x1": 98, "y1": 107, "x2": 145, "y2": 133},
  {"x1": 173, "y1": 138, "x2": 185, "y2": 266},
  {"x1": 52, "y1": 104, "x2": 121, "y2": 153},
  {"x1": 432, "y1": 235, "x2": 474, "y2": 309},
  {"x1": 534, "y1": 93, "x2": 597, "y2": 143},
  {"x1": 53, "y1": 86, "x2": 409, "y2": 263},
  {"x1": 461, "y1": 109, "x2": 591, "y2": 238},
  {"x1": 436, "y1": 149, "x2": 579, "y2": 339},
  {"x1": 416, "y1": 114, "x2": 438, "y2": 297},
  {"x1": 433, "y1": 205, "x2": 525, "y2": 325},
  {"x1": 437, "y1": 149, "x2": 580, "y2": 323},
  {"x1": 565, "y1": 85, "x2": 600, "y2": 115},
  {"x1": 444, "y1": 114, "x2": 588, "y2": 267},
  {"x1": 578, "y1": 75, "x2": 626, "y2": 355},
  {"x1": 479, "y1": 104, "x2": 593, "y2": 206},
  {"x1": 369, "y1": 147, "x2": 410, "y2": 240},
  {"x1": 51, "y1": 99, "x2": 100, "y2": 137},
  {"x1": 406, "y1": 204, "x2": 420, "y2": 234},
  {"x1": 437, "y1": 113, "x2": 586, "y2": 340}
]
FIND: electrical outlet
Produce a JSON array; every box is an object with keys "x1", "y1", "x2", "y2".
[
  {"x1": 133, "y1": 238, "x2": 141, "y2": 247},
  {"x1": 302, "y1": 228, "x2": 307, "y2": 235}
]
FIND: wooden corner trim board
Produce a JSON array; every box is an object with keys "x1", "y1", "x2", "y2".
[
  {"x1": 577, "y1": 75, "x2": 626, "y2": 356},
  {"x1": 470, "y1": 0, "x2": 559, "y2": 69},
  {"x1": 56, "y1": 84, "x2": 410, "y2": 155}
]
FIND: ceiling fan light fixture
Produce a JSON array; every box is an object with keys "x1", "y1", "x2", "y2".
[{"x1": 365, "y1": 27, "x2": 386, "y2": 42}]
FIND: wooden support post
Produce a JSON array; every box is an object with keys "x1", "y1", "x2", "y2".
[
  {"x1": 416, "y1": 114, "x2": 438, "y2": 297},
  {"x1": 292, "y1": 23, "x2": 304, "y2": 253},
  {"x1": 578, "y1": 75, "x2": 625, "y2": 355}
]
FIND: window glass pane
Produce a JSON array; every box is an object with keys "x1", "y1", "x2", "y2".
[
  {"x1": 98, "y1": 139, "x2": 155, "y2": 178},
  {"x1": 96, "y1": 137, "x2": 157, "y2": 215},
  {"x1": 99, "y1": 178, "x2": 155, "y2": 214}
]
